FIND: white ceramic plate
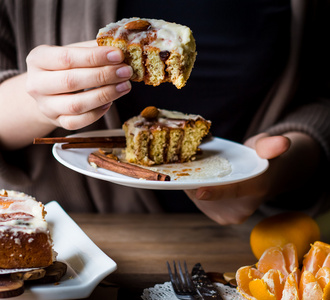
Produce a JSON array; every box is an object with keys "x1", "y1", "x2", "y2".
[
  {"x1": 53, "y1": 129, "x2": 269, "y2": 190},
  {"x1": 14, "y1": 201, "x2": 117, "y2": 300}
]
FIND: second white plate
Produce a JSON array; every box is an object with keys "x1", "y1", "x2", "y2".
[{"x1": 16, "y1": 201, "x2": 117, "y2": 300}]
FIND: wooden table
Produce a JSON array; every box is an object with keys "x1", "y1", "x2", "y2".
[{"x1": 69, "y1": 213, "x2": 261, "y2": 300}]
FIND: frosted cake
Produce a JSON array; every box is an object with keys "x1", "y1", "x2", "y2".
[
  {"x1": 123, "y1": 106, "x2": 211, "y2": 166},
  {"x1": 0, "y1": 190, "x2": 54, "y2": 269},
  {"x1": 97, "y1": 17, "x2": 197, "y2": 88}
]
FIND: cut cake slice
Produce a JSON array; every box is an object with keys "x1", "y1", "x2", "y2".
[
  {"x1": 0, "y1": 190, "x2": 55, "y2": 269},
  {"x1": 123, "y1": 107, "x2": 211, "y2": 166}
]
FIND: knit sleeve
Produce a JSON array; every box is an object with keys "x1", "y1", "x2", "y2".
[
  {"x1": 266, "y1": 98, "x2": 330, "y2": 161},
  {"x1": 0, "y1": 1, "x2": 20, "y2": 84}
]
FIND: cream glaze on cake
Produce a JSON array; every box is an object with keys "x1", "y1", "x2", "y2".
[
  {"x1": 97, "y1": 17, "x2": 197, "y2": 88},
  {"x1": 0, "y1": 190, "x2": 55, "y2": 269},
  {"x1": 97, "y1": 17, "x2": 194, "y2": 54},
  {"x1": 125, "y1": 109, "x2": 205, "y2": 139},
  {"x1": 123, "y1": 108, "x2": 211, "y2": 166},
  {"x1": 0, "y1": 190, "x2": 47, "y2": 234}
]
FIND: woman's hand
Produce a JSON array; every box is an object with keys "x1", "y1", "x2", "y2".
[
  {"x1": 185, "y1": 132, "x2": 321, "y2": 225},
  {"x1": 26, "y1": 40, "x2": 132, "y2": 130}
]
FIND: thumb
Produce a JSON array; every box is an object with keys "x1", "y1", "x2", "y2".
[{"x1": 245, "y1": 133, "x2": 291, "y2": 159}]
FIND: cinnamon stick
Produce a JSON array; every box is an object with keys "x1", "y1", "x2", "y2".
[
  {"x1": 34, "y1": 136, "x2": 126, "y2": 144},
  {"x1": 88, "y1": 152, "x2": 170, "y2": 181},
  {"x1": 61, "y1": 141, "x2": 125, "y2": 149},
  {"x1": 33, "y1": 136, "x2": 126, "y2": 149}
]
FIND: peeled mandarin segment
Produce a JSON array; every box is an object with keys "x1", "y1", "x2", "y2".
[
  {"x1": 261, "y1": 269, "x2": 285, "y2": 300},
  {"x1": 249, "y1": 278, "x2": 277, "y2": 300},
  {"x1": 257, "y1": 247, "x2": 289, "y2": 278},
  {"x1": 303, "y1": 244, "x2": 329, "y2": 275},
  {"x1": 314, "y1": 242, "x2": 330, "y2": 251},
  {"x1": 282, "y1": 272, "x2": 299, "y2": 300},
  {"x1": 299, "y1": 270, "x2": 323, "y2": 300},
  {"x1": 236, "y1": 266, "x2": 263, "y2": 300},
  {"x1": 283, "y1": 243, "x2": 299, "y2": 274},
  {"x1": 323, "y1": 254, "x2": 330, "y2": 268},
  {"x1": 323, "y1": 282, "x2": 330, "y2": 300},
  {"x1": 316, "y1": 267, "x2": 330, "y2": 290}
]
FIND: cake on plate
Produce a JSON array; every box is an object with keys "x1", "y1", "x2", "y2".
[
  {"x1": 96, "y1": 17, "x2": 197, "y2": 89},
  {"x1": 123, "y1": 106, "x2": 211, "y2": 166},
  {"x1": 0, "y1": 190, "x2": 55, "y2": 269}
]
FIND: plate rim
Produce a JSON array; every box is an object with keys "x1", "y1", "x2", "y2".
[{"x1": 52, "y1": 129, "x2": 269, "y2": 190}]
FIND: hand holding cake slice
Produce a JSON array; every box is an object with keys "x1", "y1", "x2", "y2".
[{"x1": 97, "y1": 17, "x2": 197, "y2": 88}]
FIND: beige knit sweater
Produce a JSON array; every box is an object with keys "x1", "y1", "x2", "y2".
[{"x1": 0, "y1": 0, "x2": 329, "y2": 214}]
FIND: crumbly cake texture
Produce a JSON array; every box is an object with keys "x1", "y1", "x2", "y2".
[
  {"x1": 0, "y1": 190, "x2": 55, "y2": 269},
  {"x1": 96, "y1": 17, "x2": 197, "y2": 89},
  {"x1": 122, "y1": 107, "x2": 211, "y2": 166}
]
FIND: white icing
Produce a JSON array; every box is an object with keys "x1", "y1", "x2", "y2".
[
  {"x1": 125, "y1": 109, "x2": 207, "y2": 140},
  {"x1": 148, "y1": 155, "x2": 232, "y2": 181},
  {"x1": 97, "y1": 17, "x2": 195, "y2": 54},
  {"x1": 0, "y1": 190, "x2": 48, "y2": 234},
  {"x1": 158, "y1": 109, "x2": 202, "y2": 121}
]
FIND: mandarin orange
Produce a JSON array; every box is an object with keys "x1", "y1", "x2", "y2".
[
  {"x1": 257, "y1": 246, "x2": 290, "y2": 278},
  {"x1": 249, "y1": 278, "x2": 277, "y2": 300},
  {"x1": 250, "y1": 212, "x2": 320, "y2": 262},
  {"x1": 315, "y1": 267, "x2": 330, "y2": 291},
  {"x1": 236, "y1": 266, "x2": 263, "y2": 300},
  {"x1": 254, "y1": 269, "x2": 284, "y2": 300},
  {"x1": 237, "y1": 242, "x2": 330, "y2": 300},
  {"x1": 281, "y1": 271, "x2": 299, "y2": 300},
  {"x1": 302, "y1": 241, "x2": 330, "y2": 275},
  {"x1": 299, "y1": 270, "x2": 323, "y2": 300}
]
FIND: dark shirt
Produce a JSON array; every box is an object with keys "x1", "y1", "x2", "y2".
[{"x1": 116, "y1": 0, "x2": 291, "y2": 212}]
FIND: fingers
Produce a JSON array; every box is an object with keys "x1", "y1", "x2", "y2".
[
  {"x1": 185, "y1": 188, "x2": 263, "y2": 225},
  {"x1": 56, "y1": 103, "x2": 112, "y2": 130},
  {"x1": 27, "y1": 44, "x2": 124, "y2": 70},
  {"x1": 26, "y1": 45, "x2": 132, "y2": 95},
  {"x1": 255, "y1": 136, "x2": 291, "y2": 159},
  {"x1": 194, "y1": 177, "x2": 268, "y2": 201},
  {"x1": 244, "y1": 133, "x2": 291, "y2": 159},
  {"x1": 38, "y1": 82, "x2": 131, "y2": 120},
  {"x1": 25, "y1": 44, "x2": 133, "y2": 130},
  {"x1": 31, "y1": 64, "x2": 133, "y2": 95}
]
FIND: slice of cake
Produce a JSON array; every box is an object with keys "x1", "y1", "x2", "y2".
[
  {"x1": 96, "y1": 17, "x2": 197, "y2": 89},
  {"x1": 0, "y1": 190, "x2": 55, "y2": 269},
  {"x1": 123, "y1": 106, "x2": 211, "y2": 166}
]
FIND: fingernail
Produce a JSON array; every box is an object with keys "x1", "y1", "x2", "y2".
[
  {"x1": 116, "y1": 66, "x2": 133, "y2": 78},
  {"x1": 116, "y1": 81, "x2": 132, "y2": 93},
  {"x1": 101, "y1": 102, "x2": 112, "y2": 110},
  {"x1": 107, "y1": 51, "x2": 122, "y2": 63},
  {"x1": 196, "y1": 190, "x2": 212, "y2": 200}
]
